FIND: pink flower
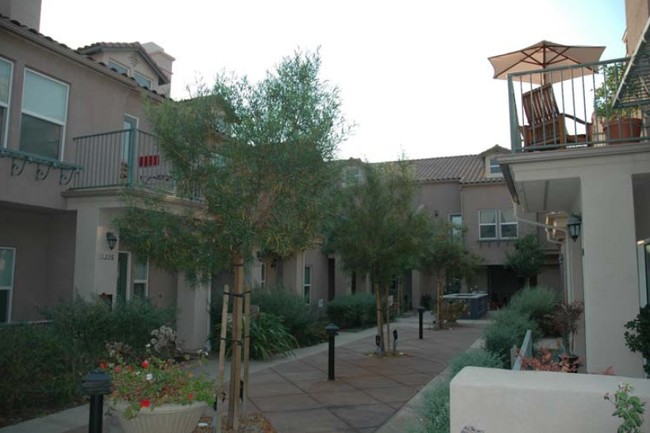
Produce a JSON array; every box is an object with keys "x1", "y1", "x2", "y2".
[
  {"x1": 188, "y1": 392, "x2": 193, "y2": 401},
  {"x1": 99, "y1": 361, "x2": 108, "y2": 370},
  {"x1": 114, "y1": 366, "x2": 122, "y2": 374},
  {"x1": 140, "y1": 399, "x2": 151, "y2": 408},
  {"x1": 141, "y1": 360, "x2": 150, "y2": 369}
]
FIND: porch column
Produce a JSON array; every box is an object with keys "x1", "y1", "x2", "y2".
[
  {"x1": 581, "y1": 171, "x2": 643, "y2": 377},
  {"x1": 176, "y1": 274, "x2": 210, "y2": 352},
  {"x1": 72, "y1": 206, "x2": 120, "y2": 301}
]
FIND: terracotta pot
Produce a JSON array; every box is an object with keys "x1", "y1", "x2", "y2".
[
  {"x1": 604, "y1": 117, "x2": 643, "y2": 144},
  {"x1": 111, "y1": 401, "x2": 208, "y2": 433}
]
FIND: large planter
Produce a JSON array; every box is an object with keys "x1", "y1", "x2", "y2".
[
  {"x1": 111, "y1": 401, "x2": 208, "y2": 433},
  {"x1": 604, "y1": 117, "x2": 643, "y2": 144}
]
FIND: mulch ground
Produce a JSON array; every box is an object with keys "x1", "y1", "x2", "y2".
[{"x1": 195, "y1": 414, "x2": 276, "y2": 433}]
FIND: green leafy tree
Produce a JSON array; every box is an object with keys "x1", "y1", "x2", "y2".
[
  {"x1": 418, "y1": 219, "x2": 483, "y2": 330},
  {"x1": 324, "y1": 160, "x2": 431, "y2": 352},
  {"x1": 505, "y1": 234, "x2": 545, "y2": 288},
  {"x1": 117, "y1": 50, "x2": 348, "y2": 428}
]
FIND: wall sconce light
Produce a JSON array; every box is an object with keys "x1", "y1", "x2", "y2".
[
  {"x1": 106, "y1": 232, "x2": 118, "y2": 250},
  {"x1": 567, "y1": 214, "x2": 582, "y2": 242},
  {"x1": 434, "y1": 209, "x2": 439, "y2": 217},
  {"x1": 256, "y1": 250, "x2": 265, "y2": 262}
]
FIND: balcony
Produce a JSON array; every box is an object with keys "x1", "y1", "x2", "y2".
[
  {"x1": 507, "y1": 57, "x2": 650, "y2": 152},
  {"x1": 71, "y1": 129, "x2": 202, "y2": 201}
]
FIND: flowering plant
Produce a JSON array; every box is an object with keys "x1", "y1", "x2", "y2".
[{"x1": 102, "y1": 339, "x2": 214, "y2": 418}]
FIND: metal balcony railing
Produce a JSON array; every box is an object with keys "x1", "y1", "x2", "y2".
[
  {"x1": 508, "y1": 57, "x2": 650, "y2": 152},
  {"x1": 71, "y1": 129, "x2": 203, "y2": 201}
]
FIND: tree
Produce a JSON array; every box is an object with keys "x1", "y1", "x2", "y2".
[
  {"x1": 117, "y1": 50, "x2": 349, "y2": 428},
  {"x1": 505, "y1": 234, "x2": 545, "y2": 288},
  {"x1": 324, "y1": 160, "x2": 431, "y2": 353},
  {"x1": 418, "y1": 219, "x2": 483, "y2": 330}
]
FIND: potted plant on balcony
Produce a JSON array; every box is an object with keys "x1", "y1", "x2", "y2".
[{"x1": 594, "y1": 63, "x2": 643, "y2": 143}]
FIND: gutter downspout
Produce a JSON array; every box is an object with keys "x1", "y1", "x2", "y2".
[{"x1": 512, "y1": 203, "x2": 573, "y2": 303}]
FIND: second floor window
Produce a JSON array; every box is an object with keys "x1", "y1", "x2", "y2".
[
  {"x1": 489, "y1": 157, "x2": 502, "y2": 175},
  {"x1": 20, "y1": 70, "x2": 69, "y2": 160},
  {"x1": 0, "y1": 58, "x2": 13, "y2": 147},
  {"x1": 479, "y1": 209, "x2": 518, "y2": 240},
  {"x1": 134, "y1": 72, "x2": 152, "y2": 89}
]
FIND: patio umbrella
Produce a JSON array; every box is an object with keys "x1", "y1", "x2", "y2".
[{"x1": 488, "y1": 40, "x2": 606, "y2": 84}]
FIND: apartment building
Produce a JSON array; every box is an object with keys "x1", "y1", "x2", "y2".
[
  {"x1": 261, "y1": 146, "x2": 561, "y2": 311},
  {"x1": 0, "y1": 1, "x2": 210, "y2": 349}
]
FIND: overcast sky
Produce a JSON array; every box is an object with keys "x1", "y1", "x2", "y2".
[{"x1": 41, "y1": 0, "x2": 626, "y2": 162}]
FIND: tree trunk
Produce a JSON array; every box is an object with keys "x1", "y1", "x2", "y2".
[
  {"x1": 374, "y1": 280, "x2": 384, "y2": 355},
  {"x1": 227, "y1": 253, "x2": 244, "y2": 430},
  {"x1": 436, "y1": 272, "x2": 445, "y2": 330},
  {"x1": 385, "y1": 285, "x2": 391, "y2": 354}
]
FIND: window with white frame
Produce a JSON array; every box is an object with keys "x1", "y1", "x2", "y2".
[
  {"x1": 20, "y1": 70, "x2": 68, "y2": 159},
  {"x1": 304, "y1": 266, "x2": 312, "y2": 304},
  {"x1": 260, "y1": 262, "x2": 266, "y2": 288},
  {"x1": 449, "y1": 214, "x2": 463, "y2": 242},
  {"x1": 108, "y1": 59, "x2": 129, "y2": 75},
  {"x1": 479, "y1": 210, "x2": 497, "y2": 240},
  {"x1": 479, "y1": 209, "x2": 518, "y2": 240},
  {"x1": 489, "y1": 157, "x2": 502, "y2": 175},
  {"x1": 0, "y1": 58, "x2": 13, "y2": 147},
  {"x1": 0, "y1": 247, "x2": 15, "y2": 323},
  {"x1": 134, "y1": 72, "x2": 152, "y2": 89},
  {"x1": 132, "y1": 255, "x2": 148, "y2": 298},
  {"x1": 499, "y1": 208, "x2": 518, "y2": 239}
]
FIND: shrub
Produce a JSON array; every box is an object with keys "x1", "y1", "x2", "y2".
[
  {"x1": 409, "y1": 348, "x2": 505, "y2": 433},
  {"x1": 211, "y1": 285, "x2": 327, "y2": 348},
  {"x1": 624, "y1": 305, "x2": 650, "y2": 376},
  {"x1": 484, "y1": 309, "x2": 539, "y2": 367},
  {"x1": 507, "y1": 286, "x2": 559, "y2": 335},
  {"x1": 449, "y1": 348, "x2": 503, "y2": 378},
  {"x1": 210, "y1": 312, "x2": 298, "y2": 360},
  {"x1": 0, "y1": 298, "x2": 175, "y2": 427},
  {"x1": 41, "y1": 297, "x2": 175, "y2": 362},
  {"x1": 326, "y1": 293, "x2": 376, "y2": 329}
]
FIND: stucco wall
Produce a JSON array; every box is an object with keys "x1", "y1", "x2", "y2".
[
  {"x1": 625, "y1": 0, "x2": 650, "y2": 56},
  {"x1": 0, "y1": 29, "x2": 158, "y2": 210},
  {"x1": 0, "y1": 207, "x2": 75, "y2": 321},
  {"x1": 451, "y1": 367, "x2": 650, "y2": 433}
]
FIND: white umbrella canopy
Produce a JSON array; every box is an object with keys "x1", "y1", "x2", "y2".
[{"x1": 488, "y1": 40, "x2": 606, "y2": 84}]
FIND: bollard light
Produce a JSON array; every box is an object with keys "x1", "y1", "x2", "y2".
[
  {"x1": 392, "y1": 329, "x2": 398, "y2": 352},
  {"x1": 418, "y1": 306, "x2": 425, "y2": 340},
  {"x1": 375, "y1": 334, "x2": 382, "y2": 355},
  {"x1": 325, "y1": 323, "x2": 339, "y2": 381},
  {"x1": 82, "y1": 369, "x2": 112, "y2": 433}
]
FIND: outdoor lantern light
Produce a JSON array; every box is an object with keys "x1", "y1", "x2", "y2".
[
  {"x1": 106, "y1": 232, "x2": 118, "y2": 250},
  {"x1": 567, "y1": 214, "x2": 582, "y2": 242}
]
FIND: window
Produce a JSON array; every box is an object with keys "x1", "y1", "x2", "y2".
[
  {"x1": 304, "y1": 266, "x2": 312, "y2": 304},
  {"x1": 489, "y1": 157, "x2": 502, "y2": 175},
  {"x1": 479, "y1": 209, "x2": 518, "y2": 240},
  {"x1": 479, "y1": 210, "x2": 497, "y2": 240},
  {"x1": 449, "y1": 214, "x2": 463, "y2": 242},
  {"x1": 0, "y1": 247, "x2": 15, "y2": 323},
  {"x1": 108, "y1": 59, "x2": 129, "y2": 75},
  {"x1": 0, "y1": 58, "x2": 13, "y2": 147},
  {"x1": 133, "y1": 255, "x2": 148, "y2": 298},
  {"x1": 20, "y1": 70, "x2": 68, "y2": 159},
  {"x1": 499, "y1": 209, "x2": 518, "y2": 239},
  {"x1": 260, "y1": 262, "x2": 266, "y2": 288},
  {"x1": 134, "y1": 72, "x2": 152, "y2": 89}
]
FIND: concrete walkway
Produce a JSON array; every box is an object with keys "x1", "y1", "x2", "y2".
[{"x1": 0, "y1": 313, "x2": 486, "y2": 433}]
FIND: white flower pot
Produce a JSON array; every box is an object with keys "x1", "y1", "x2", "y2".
[{"x1": 111, "y1": 401, "x2": 208, "y2": 433}]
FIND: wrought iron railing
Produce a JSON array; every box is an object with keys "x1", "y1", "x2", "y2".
[
  {"x1": 71, "y1": 129, "x2": 202, "y2": 201},
  {"x1": 507, "y1": 57, "x2": 650, "y2": 152}
]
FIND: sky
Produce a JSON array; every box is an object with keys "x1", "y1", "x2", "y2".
[{"x1": 40, "y1": 0, "x2": 626, "y2": 162}]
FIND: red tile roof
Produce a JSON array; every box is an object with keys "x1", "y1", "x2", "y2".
[{"x1": 410, "y1": 145, "x2": 510, "y2": 184}]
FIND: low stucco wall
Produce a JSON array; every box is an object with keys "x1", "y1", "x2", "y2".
[{"x1": 451, "y1": 367, "x2": 650, "y2": 433}]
